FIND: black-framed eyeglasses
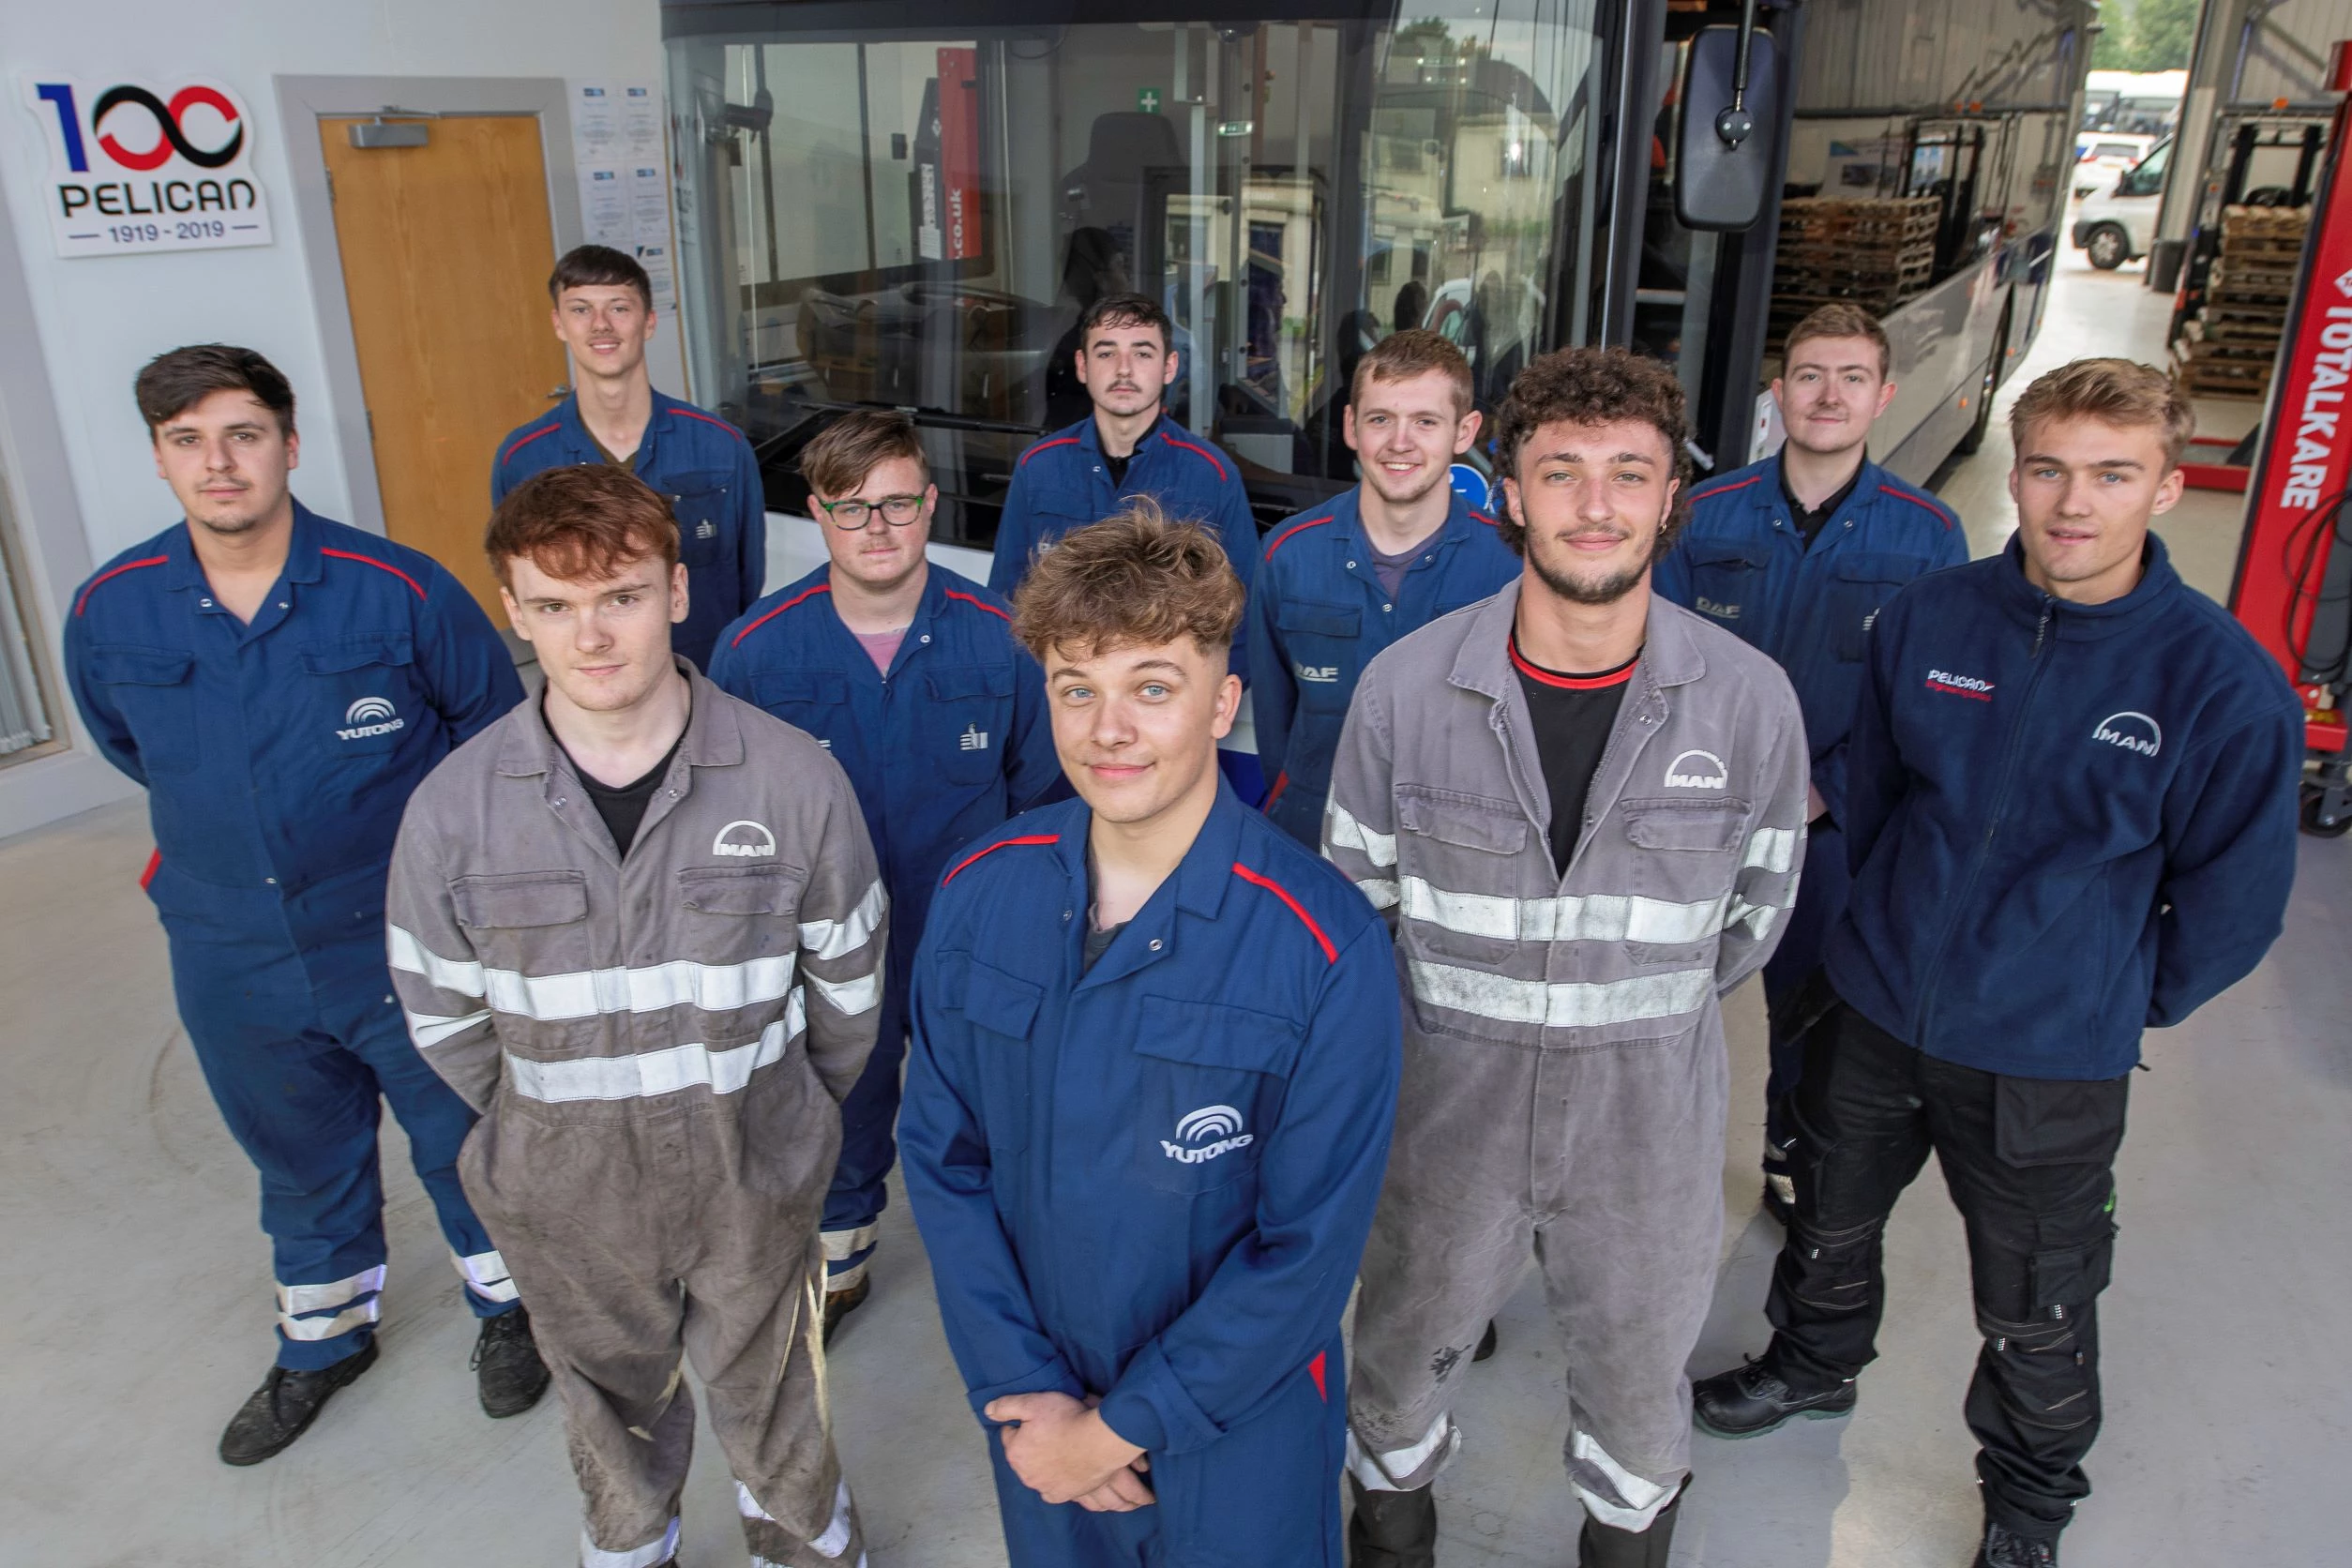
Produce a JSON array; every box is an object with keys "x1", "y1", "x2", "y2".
[{"x1": 819, "y1": 493, "x2": 927, "y2": 530}]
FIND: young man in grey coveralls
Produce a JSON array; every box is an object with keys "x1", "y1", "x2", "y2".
[
  {"x1": 1326, "y1": 348, "x2": 1810, "y2": 1568},
  {"x1": 387, "y1": 465, "x2": 884, "y2": 1568}
]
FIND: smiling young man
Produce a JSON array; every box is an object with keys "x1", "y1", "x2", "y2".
[
  {"x1": 900, "y1": 502, "x2": 1402, "y2": 1567},
  {"x1": 1248, "y1": 329, "x2": 1519, "y2": 844},
  {"x1": 1689, "y1": 360, "x2": 2302, "y2": 1568},
  {"x1": 1326, "y1": 347, "x2": 1808, "y2": 1568},
  {"x1": 1653, "y1": 302, "x2": 1968, "y2": 1219},
  {"x1": 386, "y1": 465, "x2": 883, "y2": 1568},
  {"x1": 710, "y1": 411, "x2": 1060, "y2": 1336},
  {"x1": 66, "y1": 345, "x2": 539, "y2": 1464},
  {"x1": 492, "y1": 245, "x2": 765, "y2": 670},
  {"x1": 988, "y1": 293, "x2": 1258, "y2": 614}
]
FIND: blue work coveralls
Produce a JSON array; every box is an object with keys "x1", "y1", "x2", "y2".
[
  {"x1": 901, "y1": 786, "x2": 1402, "y2": 1566},
  {"x1": 1245, "y1": 487, "x2": 1518, "y2": 845},
  {"x1": 492, "y1": 389, "x2": 766, "y2": 671},
  {"x1": 1653, "y1": 454, "x2": 1967, "y2": 1140},
  {"x1": 987, "y1": 414, "x2": 1259, "y2": 607},
  {"x1": 65, "y1": 505, "x2": 525, "y2": 1368},
  {"x1": 709, "y1": 565, "x2": 1061, "y2": 1290}
]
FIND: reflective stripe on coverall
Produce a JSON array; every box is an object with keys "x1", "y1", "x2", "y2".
[
  {"x1": 901, "y1": 784, "x2": 1402, "y2": 1567},
  {"x1": 1322, "y1": 585, "x2": 1808, "y2": 1530},
  {"x1": 386, "y1": 665, "x2": 883, "y2": 1568}
]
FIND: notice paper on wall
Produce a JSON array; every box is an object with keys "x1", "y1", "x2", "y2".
[{"x1": 566, "y1": 81, "x2": 676, "y2": 315}]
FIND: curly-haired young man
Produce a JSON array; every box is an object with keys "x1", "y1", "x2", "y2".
[{"x1": 1325, "y1": 347, "x2": 1810, "y2": 1568}]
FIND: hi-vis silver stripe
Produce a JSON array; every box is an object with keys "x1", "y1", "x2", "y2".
[
  {"x1": 1742, "y1": 826, "x2": 1799, "y2": 873},
  {"x1": 744, "y1": 1479, "x2": 856, "y2": 1559},
  {"x1": 279, "y1": 1299, "x2": 381, "y2": 1341},
  {"x1": 1570, "y1": 1427, "x2": 1676, "y2": 1531},
  {"x1": 1354, "y1": 879, "x2": 1402, "y2": 912},
  {"x1": 806, "y1": 967, "x2": 882, "y2": 1016},
  {"x1": 506, "y1": 1003, "x2": 802, "y2": 1104},
  {"x1": 1409, "y1": 959, "x2": 1711, "y2": 1029},
  {"x1": 406, "y1": 1009, "x2": 491, "y2": 1048},
  {"x1": 1347, "y1": 1413, "x2": 1459, "y2": 1492},
  {"x1": 582, "y1": 1517, "x2": 679, "y2": 1568},
  {"x1": 278, "y1": 1265, "x2": 385, "y2": 1318},
  {"x1": 1724, "y1": 895, "x2": 1779, "y2": 941},
  {"x1": 1324, "y1": 800, "x2": 1397, "y2": 867},
  {"x1": 822, "y1": 1225, "x2": 882, "y2": 1261},
  {"x1": 802, "y1": 880, "x2": 885, "y2": 960},
  {"x1": 1400, "y1": 877, "x2": 1729, "y2": 944},
  {"x1": 453, "y1": 1248, "x2": 520, "y2": 1304},
  {"x1": 391, "y1": 926, "x2": 801, "y2": 1020}
]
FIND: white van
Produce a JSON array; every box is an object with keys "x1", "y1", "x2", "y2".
[{"x1": 2072, "y1": 138, "x2": 2169, "y2": 268}]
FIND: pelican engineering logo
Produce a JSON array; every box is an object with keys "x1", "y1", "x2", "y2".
[
  {"x1": 694, "y1": 520, "x2": 717, "y2": 539},
  {"x1": 24, "y1": 79, "x2": 274, "y2": 257},
  {"x1": 2091, "y1": 711, "x2": 2162, "y2": 758},
  {"x1": 1663, "y1": 748, "x2": 1728, "y2": 790},
  {"x1": 337, "y1": 696, "x2": 404, "y2": 742},
  {"x1": 1161, "y1": 1104, "x2": 1254, "y2": 1165},
  {"x1": 959, "y1": 723, "x2": 990, "y2": 752},
  {"x1": 712, "y1": 820, "x2": 777, "y2": 858}
]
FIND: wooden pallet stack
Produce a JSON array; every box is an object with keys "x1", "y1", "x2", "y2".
[
  {"x1": 2173, "y1": 205, "x2": 2309, "y2": 400},
  {"x1": 1770, "y1": 196, "x2": 1939, "y2": 349}
]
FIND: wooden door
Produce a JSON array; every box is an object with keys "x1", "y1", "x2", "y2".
[{"x1": 322, "y1": 115, "x2": 569, "y2": 615}]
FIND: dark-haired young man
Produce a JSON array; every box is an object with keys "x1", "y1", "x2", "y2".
[
  {"x1": 388, "y1": 464, "x2": 884, "y2": 1568},
  {"x1": 901, "y1": 502, "x2": 1401, "y2": 1567},
  {"x1": 1654, "y1": 302, "x2": 1968, "y2": 1216},
  {"x1": 1691, "y1": 360, "x2": 2301, "y2": 1568},
  {"x1": 988, "y1": 292, "x2": 1258, "y2": 611},
  {"x1": 492, "y1": 244, "x2": 765, "y2": 670},
  {"x1": 711, "y1": 411, "x2": 1060, "y2": 1335},
  {"x1": 1247, "y1": 328, "x2": 1518, "y2": 845},
  {"x1": 1327, "y1": 347, "x2": 1809, "y2": 1568},
  {"x1": 65, "y1": 345, "x2": 540, "y2": 1465}
]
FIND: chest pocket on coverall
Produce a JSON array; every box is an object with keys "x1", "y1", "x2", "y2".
[
  {"x1": 1685, "y1": 541, "x2": 1769, "y2": 626},
  {"x1": 1829, "y1": 554, "x2": 1910, "y2": 662},
  {"x1": 751, "y1": 670, "x2": 848, "y2": 752},
  {"x1": 1395, "y1": 788, "x2": 1530, "y2": 969},
  {"x1": 449, "y1": 871, "x2": 595, "y2": 1055},
  {"x1": 1131, "y1": 995, "x2": 1295, "y2": 1196},
  {"x1": 1275, "y1": 600, "x2": 1363, "y2": 712},
  {"x1": 305, "y1": 634, "x2": 422, "y2": 760},
  {"x1": 957, "y1": 954, "x2": 1042, "y2": 1153},
  {"x1": 667, "y1": 470, "x2": 733, "y2": 567},
  {"x1": 926, "y1": 664, "x2": 1016, "y2": 786},
  {"x1": 677, "y1": 865, "x2": 807, "y2": 1025},
  {"x1": 85, "y1": 644, "x2": 199, "y2": 775},
  {"x1": 1617, "y1": 795, "x2": 1746, "y2": 972}
]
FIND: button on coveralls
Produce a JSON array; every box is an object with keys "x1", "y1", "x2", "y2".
[
  {"x1": 1324, "y1": 586, "x2": 1808, "y2": 1529},
  {"x1": 65, "y1": 505, "x2": 524, "y2": 1369},
  {"x1": 711, "y1": 566, "x2": 1061, "y2": 1291},
  {"x1": 901, "y1": 786, "x2": 1402, "y2": 1566},
  {"x1": 386, "y1": 666, "x2": 883, "y2": 1568}
]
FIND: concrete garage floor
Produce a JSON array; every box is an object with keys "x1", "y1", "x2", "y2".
[{"x1": 8, "y1": 248, "x2": 2348, "y2": 1567}]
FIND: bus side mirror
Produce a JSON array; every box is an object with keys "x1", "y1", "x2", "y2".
[{"x1": 1676, "y1": 22, "x2": 1783, "y2": 233}]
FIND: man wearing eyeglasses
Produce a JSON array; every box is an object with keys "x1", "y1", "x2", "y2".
[{"x1": 712, "y1": 412, "x2": 1063, "y2": 1336}]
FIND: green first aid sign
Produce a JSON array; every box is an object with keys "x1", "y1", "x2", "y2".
[{"x1": 1138, "y1": 87, "x2": 1161, "y2": 113}]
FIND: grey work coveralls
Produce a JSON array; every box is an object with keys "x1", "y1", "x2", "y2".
[
  {"x1": 386, "y1": 664, "x2": 884, "y2": 1568},
  {"x1": 1324, "y1": 585, "x2": 1807, "y2": 1530}
]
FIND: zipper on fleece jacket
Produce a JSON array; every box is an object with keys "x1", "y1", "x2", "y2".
[{"x1": 1907, "y1": 597, "x2": 2057, "y2": 1053}]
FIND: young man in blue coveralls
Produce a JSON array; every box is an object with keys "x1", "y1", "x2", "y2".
[
  {"x1": 492, "y1": 245, "x2": 765, "y2": 671},
  {"x1": 1653, "y1": 302, "x2": 1968, "y2": 1216},
  {"x1": 1248, "y1": 327, "x2": 1518, "y2": 845},
  {"x1": 1691, "y1": 360, "x2": 2304, "y2": 1568},
  {"x1": 901, "y1": 502, "x2": 1403, "y2": 1566},
  {"x1": 709, "y1": 411, "x2": 1061, "y2": 1336},
  {"x1": 988, "y1": 292, "x2": 1259, "y2": 615},
  {"x1": 65, "y1": 346, "x2": 544, "y2": 1465}
]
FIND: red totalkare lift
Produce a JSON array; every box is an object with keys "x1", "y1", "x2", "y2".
[{"x1": 2227, "y1": 40, "x2": 2352, "y2": 836}]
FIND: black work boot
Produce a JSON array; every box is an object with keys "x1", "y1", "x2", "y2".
[
  {"x1": 1347, "y1": 1475, "x2": 1437, "y2": 1568},
  {"x1": 219, "y1": 1339, "x2": 380, "y2": 1465},
  {"x1": 473, "y1": 1305, "x2": 550, "y2": 1418},
  {"x1": 1473, "y1": 1319, "x2": 1500, "y2": 1362},
  {"x1": 823, "y1": 1275, "x2": 871, "y2": 1345},
  {"x1": 1975, "y1": 1521, "x2": 2059, "y2": 1567},
  {"x1": 1576, "y1": 1480, "x2": 1685, "y2": 1568},
  {"x1": 1691, "y1": 1356, "x2": 1855, "y2": 1438}
]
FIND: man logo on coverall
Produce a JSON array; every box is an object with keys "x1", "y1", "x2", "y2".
[{"x1": 1327, "y1": 346, "x2": 1809, "y2": 1568}]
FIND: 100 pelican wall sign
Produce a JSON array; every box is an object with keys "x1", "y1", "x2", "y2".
[{"x1": 23, "y1": 77, "x2": 273, "y2": 257}]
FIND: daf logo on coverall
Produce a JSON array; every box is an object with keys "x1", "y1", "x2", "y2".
[
  {"x1": 1663, "y1": 749, "x2": 1728, "y2": 790},
  {"x1": 337, "y1": 696, "x2": 404, "y2": 741},
  {"x1": 2091, "y1": 712, "x2": 2162, "y2": 758},
  {"x1": 711, "y1": 820, "x2": 777, "y2": 858},
  {"x1": 1162, "y1": 1105, "x2": 1254, "y2": 1164}
]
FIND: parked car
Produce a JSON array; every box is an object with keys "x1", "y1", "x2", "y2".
[
  {"x1": 2072, "y1": 137, "x2": 2169, "y2": 268},
  {"x1": 2073, "y1": 133, "x2": 2155, "y2": 198}
]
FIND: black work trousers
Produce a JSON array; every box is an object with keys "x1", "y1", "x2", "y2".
[{"x1": 1762, "y1": 998, "x2": 2128, "y2": 1540}]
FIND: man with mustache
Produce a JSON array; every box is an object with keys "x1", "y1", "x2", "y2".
[
  {"x1": 1654, "y1": 302, "x2": 1968, "y2": 1221},
  {"x1": 493, "y1": 245, "x2": 766, "y2": 671},
  {"x1": 1326, "y1": 346, "x2": 1809, "y2": 1568}
]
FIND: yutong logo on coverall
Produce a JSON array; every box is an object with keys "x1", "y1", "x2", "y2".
[
  {"x1": 337, "y1": 696, "x2": 403, "y2": 740},
  {"x1": 1162, "y1": 1104, "x2": 1253, "y2": 1164}
]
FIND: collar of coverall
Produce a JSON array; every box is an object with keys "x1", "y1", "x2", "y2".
[
  {"x1": 493, "y1": 656, "x2": 742, "y2": 778},
  {"x1": 557, "y1": 384, "x2": 682, "y2": 466},
  {"x1": 1443, "y1": 578, "x2": 1704, "y2": 702},
  {"x1": 164, "y1": 496, "x2": 328, "y2": 593},
  {"x1": 1048, "y1": 772, "x2": 1250, "y2": 932},
  {"x1": 1328, "y1": 482, "x2": 1483, "y2": 554}
]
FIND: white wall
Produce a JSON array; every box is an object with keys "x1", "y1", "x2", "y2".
[{"x1": 0, "y1": 0, "x2": 671, "y2": 838}]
